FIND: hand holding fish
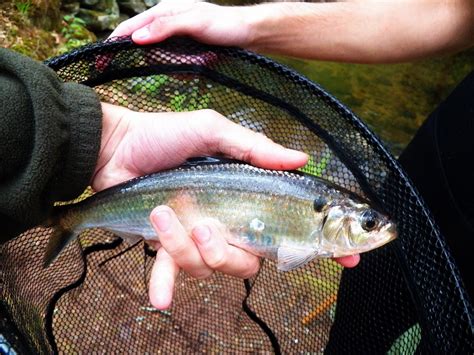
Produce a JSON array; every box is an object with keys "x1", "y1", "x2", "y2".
[
  {"x1": 87, "y1": 103, "x2": 361, "y2": 310},
  {"x1": 148, "y1": 204, "x2": 361, "y2": 310},
  {"x1": 93, "y1": 103, "x2": 308, "y2": 191},
  {"x1": 148, "y1": 207, "x2": 263, "y2": 310}
]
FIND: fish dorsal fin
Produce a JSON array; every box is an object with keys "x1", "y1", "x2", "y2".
[
  {"x1": 111, "y1": 231, "x2": 143, "y2": 243},
  {"x1": 184, "y1": 156, "x2": 245, "y2": 167},
  {"x1": 43, "y1": 227, "x2": 77, "y2": 268},
  {"x1": 277, "y1": 244, "x2": 318, "y2": 271}
]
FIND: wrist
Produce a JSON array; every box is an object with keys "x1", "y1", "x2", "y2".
[
  {"x1": 243, "y1": 3, "x2": 313, "y2": 55},
  {"x1": 244, "y1": 3, "x2": 283, "y2": 53},
  {"x1": 93, "y1": 103, "x2": 130, "y2": 183}
]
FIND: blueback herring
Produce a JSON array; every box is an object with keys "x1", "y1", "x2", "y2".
[{"x1": 43, "y1": 158, "x2": 397, "y2": 270}]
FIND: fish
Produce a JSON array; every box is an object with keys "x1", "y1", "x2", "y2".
[{"x1": 43, "y1": 157, "x2": 397, "y2": 270}]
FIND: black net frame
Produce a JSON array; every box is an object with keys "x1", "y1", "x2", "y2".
[{"x1": 1, "y1": 37, "x2": 472, "y2": 354}]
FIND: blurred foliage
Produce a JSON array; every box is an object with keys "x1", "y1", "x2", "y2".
[
  {"x1": 14, "y1": 0, "x2": 31, "y2": 16},
  {"x1": 1, "y1": 1, "x2": 57, "y2": 60},
  {"x1": 58, "y1": 15, "x2": 96, "y2": 54},
  {"x1": 301, "y1": 152, "x2": 332, "y2": 177},
  {"x1": 131, "y1": 75, "x2": 170, "y2": 95},
  {"x1": 0, "y1": 1, "x2": 95, "y2": 60}
]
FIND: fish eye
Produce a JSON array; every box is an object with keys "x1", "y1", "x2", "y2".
[
  {"x1": 313, "y1": 196, "x2": 328, "y2": 212},
  {"x1": 361, "y1": 210, "x2": 379, "y2": 231}
]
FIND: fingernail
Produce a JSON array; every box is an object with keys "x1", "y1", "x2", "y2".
[
  {"x1": 193, "y1": 225, "x2": 211, "y2": 244},
  {"x1": 134, "y1": 27, "x2": 150, "y2": 39},
  {"x1": 155, "y1": 293, "x2": 172, "y2": 310},
  {"x1": 288, "y1": 149, "x2": 308, "y2": 159},
  {"x1": 151, "y1": 290, "x2": 172, "y2": 310},
  {"x1": 153, "y1": 210, "x2": 171, "y2": 232}
]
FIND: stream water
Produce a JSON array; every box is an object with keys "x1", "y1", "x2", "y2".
[{"x1": 273, "y1": 50, "x2": 474, "y2": 155}]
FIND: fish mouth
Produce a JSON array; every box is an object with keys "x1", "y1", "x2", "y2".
[
  {"x1": 383, "y1": 222, "x2": 398, "y2": 241},
  {"x1": 369, "y1": 222, "x2": 397, "y2": 250},
  {"x1": 331, "y1": 221, "x2": 397, "y2": 258}
]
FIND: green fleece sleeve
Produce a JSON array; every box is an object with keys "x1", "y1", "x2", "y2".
[{"x1": 0, "y1": 48, "x2": 102, "y2": 243}]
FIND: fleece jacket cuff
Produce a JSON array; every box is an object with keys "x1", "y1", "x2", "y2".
[{"x1": 57, "y1": 83, "x2": 102, "y2": 201}]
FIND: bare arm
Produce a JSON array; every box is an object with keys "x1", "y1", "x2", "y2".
[
  {"x1": 111, "y1": 0, "x2": 474, "y2": 63},
  {"x1": 247, "y1": 1, "x2": 474, "y2": 63}
]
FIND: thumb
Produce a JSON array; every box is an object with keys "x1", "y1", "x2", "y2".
[{"x1": 205, "y1": 113, "x2": 309, "y2": 170}]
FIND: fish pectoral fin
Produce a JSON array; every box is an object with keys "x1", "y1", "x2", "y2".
[{"x1": 277, "y1": 245, "x2": 318, "y2": 271}]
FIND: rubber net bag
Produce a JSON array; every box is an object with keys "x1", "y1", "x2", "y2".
[{"x1": 1, "y1": 37, "x2": 472, "y2": 354}]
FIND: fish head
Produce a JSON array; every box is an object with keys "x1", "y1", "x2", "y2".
[
  {"x1": 345, "y1": 204, "x2": 397, "y2": 254},
  {"x1": 314, "y1": 197, "x2": 397, "y2": 257}
]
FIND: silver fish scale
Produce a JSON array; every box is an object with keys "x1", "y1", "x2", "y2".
[{"x1": 60, "y1": 163, "x2": 351, "y2": 248}]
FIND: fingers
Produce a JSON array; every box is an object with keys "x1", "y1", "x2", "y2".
[
  {"x1": 334, "y1": 254, "x2": 360, "y2": 268},
  {"x1": 150, "y1": 206, "x2": 261, "y2": 279},
  {"x1": 149, "y1": 245, "x2": 358, "y2": 311},
  {"x1": 148, "y1": 206, "x2": 261, "y2": 309},
  {"x1": 191, "y1": 221, "x2": 261, "y2": 279},
  {"x1": 111, "y1": 1, "x2": 252, "y2": 47},
  {"x1": 133, "y1": 9, "x2": 196, "y2": 44},
  {"x1": 109, "y1": 7, "x2": 157, "y2": 38},
  {"x1": 131, "y1": 2, "x2": 217, "y2": 46},
  {"x1": 149, "y1": 247, "x2": 179, "y2": 310},
  {"x1": 109, "y1": 0, "x2": 198, "y2": 40},
  {"x1": 150, "y1": 206, "x2": 213, "y2": 279},
  {"x1": 92, "y1": 107, "x2": 308, "y2": 191}
]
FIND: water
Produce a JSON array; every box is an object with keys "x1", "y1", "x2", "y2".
[{"x1": 272, "y1": 50, "x2": 474, "y2": 155}]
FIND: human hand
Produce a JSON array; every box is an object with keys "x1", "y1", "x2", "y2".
[
  {"x1": 92, "y1": 103, "x2": 308, "y2": 190},
  {"x1": 110, "y1": 1, "x2": 474, "y2": 64},
  {"x1": 147, "y1": 207, "x2": 262, "y2": 309},
  {"x1": 147, "y1": 207, "x2": 360, "y2": 310},
  {"x1": 94, "y1": 103, "x2": 359, "y2": 310},
  {"x1": 109, "y1": 1, "x2": 254, "y2": 49}
]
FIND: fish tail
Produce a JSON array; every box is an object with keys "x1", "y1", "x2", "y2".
[{"x1": 42, "y1": 206, "x2": 77, "y2": 268}]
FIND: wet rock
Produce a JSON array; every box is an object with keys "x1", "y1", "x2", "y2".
[
  {"x1": 144, "y1": 0, "x2": 159, "y2": 7},
  {"x1": 61, "y1": 0, "x2": 81, "y2": 14},
  {"x1": 80, "y1": 0, "x2": 119, "y2": 12},
  {"x1": 80, "y1": 0, "x2": 100, "y2": 6},
  {"x1": 117, "y1": 0, "x2": 147, "y2": 15},
  {"x1": 78, "y1": 6, "x2": 120, "y2": 31}
]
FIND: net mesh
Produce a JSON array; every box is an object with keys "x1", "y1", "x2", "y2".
[{"x1": 1, "y1": 37, "x2": 472, "y2": 354}]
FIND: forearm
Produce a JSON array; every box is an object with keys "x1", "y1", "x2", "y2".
[
  {"x1": 0, "y1": 49, "x2": 102, "y2": 242},
  {"x1": 245, "y1": 1, "x2": 474, "y2": 63}
]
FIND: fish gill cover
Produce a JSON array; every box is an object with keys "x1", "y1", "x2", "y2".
[{"x1": 0, "y1": 37, "x2": 472, "y2": 354}]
